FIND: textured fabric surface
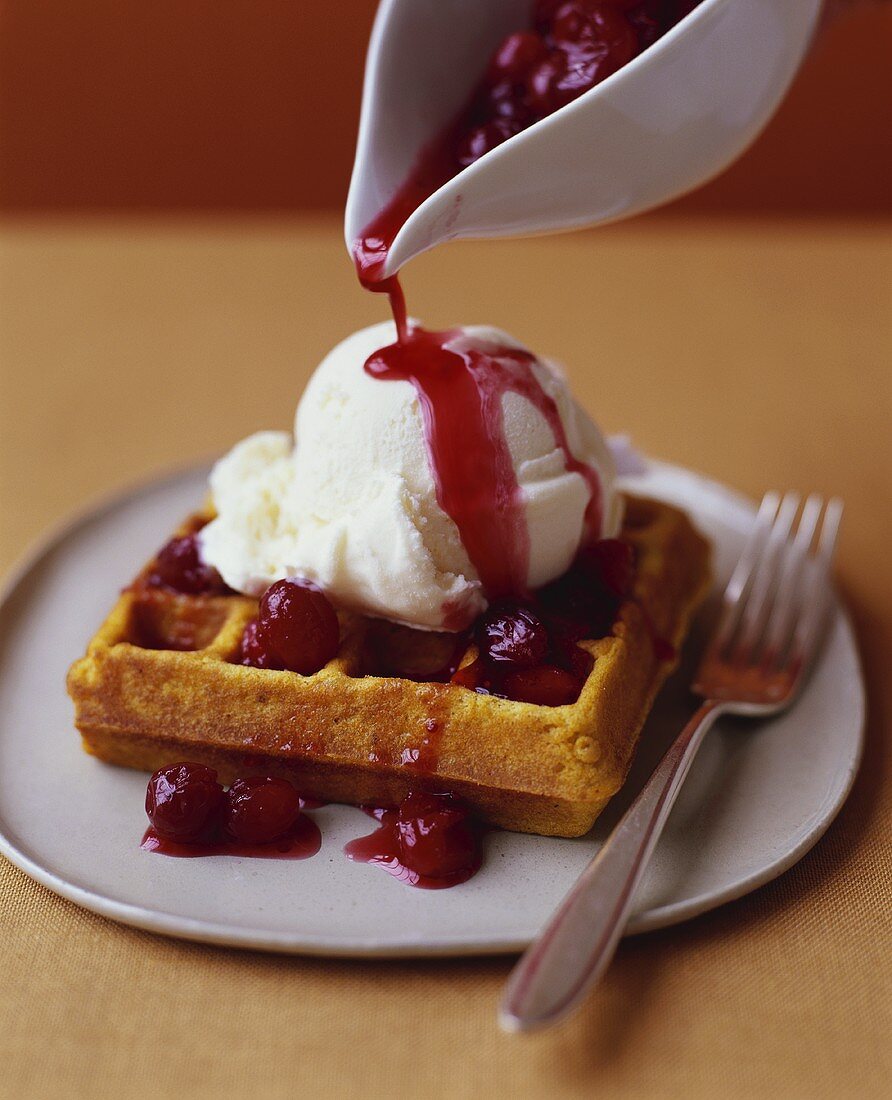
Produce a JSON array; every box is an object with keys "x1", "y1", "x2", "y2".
[{"x1": 0, "y1": 220, "x2": 889, "y2": 1100}]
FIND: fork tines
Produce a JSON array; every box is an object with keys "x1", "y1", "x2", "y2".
[{"x1": 713, "y1": 491, "x2": 843, "y2": 673}]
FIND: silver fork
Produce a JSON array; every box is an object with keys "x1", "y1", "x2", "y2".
[{"x1": 500, "y1": 491, "x2": 844, "y2": 1033}]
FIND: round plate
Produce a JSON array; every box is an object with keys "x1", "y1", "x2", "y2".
[{"x1": 0, "y1": 461, "x2": 864, "y2": 956}]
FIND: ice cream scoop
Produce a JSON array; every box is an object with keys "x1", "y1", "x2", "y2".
[{"x1": 201, "y1": 322, "x2": 622, "y2": 631}]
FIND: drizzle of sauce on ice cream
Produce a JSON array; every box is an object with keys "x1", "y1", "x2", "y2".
[{"x1": 364, "y1": 327, "x2": 603, "y2": 610}]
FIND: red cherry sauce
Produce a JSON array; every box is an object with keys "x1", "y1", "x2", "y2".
[
  {"x1": 364, "y1": 327, "x2": 603, "y2": 625},
  {"x1": 140, "y1": 812, "x2": 322, "y2": 860},
  {"x1": 397, "y1": 717, "x2": 445, "y2": 775},
  {"x1": 344, "y1": 791, "x2": 482, "y2": 889},
  {"x1": 450, "y1": 537, "x2": 674, "y2": 704}
]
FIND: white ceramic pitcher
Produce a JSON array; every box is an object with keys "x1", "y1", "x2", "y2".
[{"x1": 345, "y1": 0, "x2": 823, "y2": 278}]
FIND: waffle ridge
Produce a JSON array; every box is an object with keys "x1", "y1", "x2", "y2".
[{"x1": 67, "y1": 494, "x2": 711, "y2": 836}]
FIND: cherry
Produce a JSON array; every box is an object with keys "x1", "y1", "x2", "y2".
[
  {"x1": 526, "y1": 1, "x2": 642, "y2": 113},
  {"x1": 587, "y1": 5, "x2": 639, "y2": 66},
  {"x1": 446, "y1": 543, "x2": 635, "y2": 704},
  {"x1": 456, "y1": 119, "x2": 518, "y2": 168},
  {"x1": 626, "y1": 1, "x2": 664, "y2": 48},
  {"x1": 239, "y1": 619, "x2": 283, "y2": 670},
  {"x1": 147, "y1": 534, "x2": 228, "y2": 595},
  {"x1": 453, "y1": 0, "x2": 683, "y2": 170},
  {"x1": 484, "y1": 81, "x2": 536, "y2": 128},
  {"x1": 488, "y1": 30, "x2": 548, "y2": 82},
  {"x1": 526, "y1": 50, "x2": 570, "y2": 114},
  {"x1": 396, "y1": 791, "x2": 478, "y2": 878},
  {"x1": 225, "y1": 776, "x2": 303, "y2": 844},
  {"x1": 554, "y1": 6, "x2": 636, "y2": 84},
  {"x1": 145, "y1": 762, "x2": 225, "y2": 843},
  {"x1": 257, "y1": 579, "x2": 339, "y2": 675},
  {"x1": 502, "y1": 665, "x2": 582, "y2": 706},
  {"x1": 476, "y1": 600, "x2": 549, "y2": 667},
  {"x1": 550, "y1": 1, "x2": 599, "y2": 47}
]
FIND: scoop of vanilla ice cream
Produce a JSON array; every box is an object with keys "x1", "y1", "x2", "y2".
[{"x1": 200, "y1": 322, "x2": 622, "y2": 630}]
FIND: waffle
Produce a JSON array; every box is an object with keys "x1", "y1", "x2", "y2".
[{"x1": 67, "y1": 495, "x2": 711, "y2": 837}]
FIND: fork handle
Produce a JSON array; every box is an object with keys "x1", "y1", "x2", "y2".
[{"x1": 500, "y1": 699, "x2": 724, "y2": 1033}]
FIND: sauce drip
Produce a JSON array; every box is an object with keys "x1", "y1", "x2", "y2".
[
  {"x1": 364, "y1": 325, "x2": 603, "y2": 614},
  {"x1": 399, "y1": 718, "x2": 444, "y2": 775},
  {"x1": 352, "y1": 120, "x2": 458, "y2": 346}
]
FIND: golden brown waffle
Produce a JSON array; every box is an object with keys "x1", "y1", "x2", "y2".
[{"x1": 67, "y1": 495, "x2": 711, "y2": 837}]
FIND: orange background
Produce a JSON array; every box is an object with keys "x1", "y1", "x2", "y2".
[{"x1": 1, "y1": 1, "x2": 890, "y2": 216}]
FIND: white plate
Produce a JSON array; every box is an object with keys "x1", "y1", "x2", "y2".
[{"x1": 0, "y1": 461, "x2": 864, "y2": 957}]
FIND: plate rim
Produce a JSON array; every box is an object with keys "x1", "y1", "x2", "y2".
[{"x1": 0, "y1": 459, "x2": 866, "y2": 957}]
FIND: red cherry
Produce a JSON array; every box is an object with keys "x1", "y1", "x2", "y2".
[
  {"x1": 396, "y1": 791, "x2": 478, "y2": 878},
  {"x1": 456, "y1": 119, "x2": 517, "y2": 168},
  {"x1": 582, "y1": 4, "x2": 638, "y2": 58},
  {"x1": 488, "y1": 30, "x2": 548, "y2": 82},
  {"x1": 240, "y1": 619, "x2": 283, "y2": 670},
  {"x1": 485, "y1": 80, "x2": 536, "y2": 127},
  {"x1": 225, "y1": 776, "x2": 302, "y2": 844},
  {"x1": 257, "y1": 579, "x2": 339, "y2": 674},
  {"x1": 526, "y1": 50, "x2": 570, "y2": 114},
  {"x1": 529, "y1": 3, "x2": 638, "y2": 111},
  {"x1": 589, "y1": 5, "x2": 639, "y2": 65},
  {"x1": 148, "y1": 534, "x2": 228, "y2": 595},
  {"x1": 477, "y1": 600, "x2": 549, "y2": 667},
  {"x1": 550, "y1": 1, "x2": 599, "y2": 47},
  {"x1": 453, "y1": 0, "x2": 697, "y2": 178},
  {"x1": 502, "y1": 665, "x2": 581, "y2": 706},
  {"x1": 625, "y1": 0, "x2": 664, "y2": 48},
  {"x1": 145, "y1": 762, "x2": 225, "y2": 843}
]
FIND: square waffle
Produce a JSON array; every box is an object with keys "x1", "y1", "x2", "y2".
[{"x1": 67, "y1": 494, "x2": 711, "y2": 837}]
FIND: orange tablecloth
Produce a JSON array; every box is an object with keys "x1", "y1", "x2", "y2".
[{"x1": 1, "y1": 217, "x2": 889, "y2": 1099}]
